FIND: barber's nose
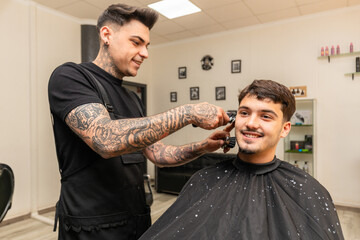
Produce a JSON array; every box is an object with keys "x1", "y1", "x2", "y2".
[{"x1": 139, "y1": 46, "x2": 149, "y2": 59}]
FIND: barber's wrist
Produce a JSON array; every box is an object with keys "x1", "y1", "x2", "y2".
[{"x1": 179, "y1": 104, "x2": 194, "y2": 126}]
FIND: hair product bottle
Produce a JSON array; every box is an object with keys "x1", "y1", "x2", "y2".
[
  {"x1": 294, "y1": 161, "x2": 299, "y2": 168},
  {"x1": 303, "y1": 161, "x2": 309, "y2": 173}
]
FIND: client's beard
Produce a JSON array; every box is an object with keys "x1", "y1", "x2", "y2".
[{"x1": 238, "y1": 147, "x2": 256, "y2": 155}]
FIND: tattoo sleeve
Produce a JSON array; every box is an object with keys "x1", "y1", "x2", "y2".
[
  {"x1": 144, "y1": 141, "x2": 208, "y2": 167},
  {"x1": 65, "y1": 103, "x2": 193, "y2": 158}
]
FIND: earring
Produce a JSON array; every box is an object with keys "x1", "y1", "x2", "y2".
[{"x1": 105, "y1": 41, "x2": 109, "y2": 46}]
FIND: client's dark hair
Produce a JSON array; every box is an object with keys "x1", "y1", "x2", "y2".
[
  {"x1": 238, "y1": 80, "x2": 296, "y2": 122},
  {"x1": 97, "y1": 3, "x2": 159, "y2": 33}
]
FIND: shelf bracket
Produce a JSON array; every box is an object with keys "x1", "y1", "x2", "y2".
[
  {"x1": 352, "y1": 73, "x2": 354, "y2": 80},
  {"x1": 327, "y1": 56, "x2": 330, "y2": 62}
]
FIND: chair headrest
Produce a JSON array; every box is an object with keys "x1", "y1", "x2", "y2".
[{"x1": 0, "y1": 163, "x2": 15, "y2": 223}]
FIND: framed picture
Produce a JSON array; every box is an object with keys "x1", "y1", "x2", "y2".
[
  {"x1": 178, "y1": 66, "x2": 187, "y2": 79},
  {"x1": 170, "y1": 92, "x2": 177, "y2": 102},
  {"x1": 215, "y1": 86, "x2": 226, "y2": 100},
  {"x1": 289, "y1": 86, "x2": 307, "y2": 98},
  {"x1": 231, "y1": 60, "x2": 241, "y2": 73},
  {"x1": 190, "y1": 87, "x2": 199, "y2": 100}
]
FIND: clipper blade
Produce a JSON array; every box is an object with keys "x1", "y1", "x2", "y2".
[{"x1": 223, "y1": 136, "x2": 236, "y2": 148}]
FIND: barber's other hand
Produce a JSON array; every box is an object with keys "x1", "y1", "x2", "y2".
[
  {"x1": 221, "y1": 122, "x2": 235, "y2": 153},
  {"x1": 201, "y1": 130, "x2": 231, "y2": 153},
  {"x1": 189, "y1": 102, "x2": 229, "y2": 130}
]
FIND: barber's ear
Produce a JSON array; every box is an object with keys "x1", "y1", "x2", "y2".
[
  {"x1": 280, "y1": 121, "x2": 291, "y2": 138},
  {"x1": 99, "y1": 26, "x2": 112, "y2": 45}
]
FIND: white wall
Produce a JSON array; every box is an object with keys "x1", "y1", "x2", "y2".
[
  {"x1": 0, "y1": 0, "x2": 31, "y2": 219},
  {"x1": 0, "y1": 0, "x2": 80, "y2": 221},
  {"x1": 146, "y1": 6, "x2": 360, "y2": 207},
  {"x1": 34, "y1": 4, "x2": 81, "y2": 209},
  {"x1": 1, "y1": 0, "x2": 359, "y2": 223}
]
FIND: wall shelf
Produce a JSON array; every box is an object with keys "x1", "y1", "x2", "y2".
[
  {"x1": 318, "y1": 51, "x2": 360, "y2": 62},
  {"x1": 284, "y1": 99, "x2": 316, "y2": 176},
  {"x1": 345, "y1": 72, "x2": 360, "y2": 80},
  {"x1": 285, "y1": 150, "x2": 313, "y2": 154}
]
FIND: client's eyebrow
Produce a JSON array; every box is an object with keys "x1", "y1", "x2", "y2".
[
  {"x1": 261, "y1": 109, "x2": 278, "y2": 118},
  {"x1": 238, "y1": 106, "x2": 278, "y2": 118}
]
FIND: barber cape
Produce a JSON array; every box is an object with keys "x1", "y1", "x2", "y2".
[{"x1": 140, "y1": 157, "x2": 344, "y2": 240}]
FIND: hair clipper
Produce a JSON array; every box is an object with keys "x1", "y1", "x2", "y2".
[{"x1": 222, "y1": 136, "x2": 236, "y2": 149}]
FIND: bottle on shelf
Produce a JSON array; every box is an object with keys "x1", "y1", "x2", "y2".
[
  {"x1": 321, "y1": 47, "x2": 324, "y2": 56},
  {"x1": 304, "y1": 135, "x2": 313, "y2": 151},
  {"x1": 325, "y1": 46, "x2": 329, "y2": 56},
  {"x1": 336, "y1": 45, "x2": 340, "y2": 54},
  {"x1": 350, "y1": 42, "x2": 353, "y2": 53},
  {"x1": 294, "y1": 161, "x2": 299, "y2": 168},
  {"x1": 331, "y1": 46, "x2": 335, "y2": 55},
  {"x1": 303, "y1": 161, "x2": 309, "y2": 173}
]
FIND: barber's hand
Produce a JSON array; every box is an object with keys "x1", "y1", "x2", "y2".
[
  {"x1": 221, "y1": 122, "x2": 235, "y2": 153},
  {"x1": 201, "y1": 130, "x2": 231, "y2": 153},
  {"x1": 190, "y1": 102, "x2": 229, "y2": 130}
]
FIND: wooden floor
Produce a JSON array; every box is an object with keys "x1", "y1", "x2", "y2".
[{"x1": 0, "y1": 190, "x2": 359, "y2": 239}]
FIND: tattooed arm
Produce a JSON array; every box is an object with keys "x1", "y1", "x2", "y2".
[
  {"x1": 143, "y1": 125, "x2": 234, "y2": 167},
  {"x1": 65, "y1": 102, "x2": 229, "y2": 159}
]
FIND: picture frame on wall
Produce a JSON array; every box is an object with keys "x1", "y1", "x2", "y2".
[
  {"x1": 215, "y1": 86, "x2": 226, "y2": 100},
  {"x1": 231, "y1": 60, "x2": 241, "y2": 73},
  {"x1": 170, "y1": 92, "x2": 177, "y2": 102},
  {"x1": 178, "y1": 66, "x2": 187, "y2": 79},
  {"x1": 190, "y1": 87, "x2": 199, "y2": 100}
]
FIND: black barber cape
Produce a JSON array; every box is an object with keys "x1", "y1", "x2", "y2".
[{"x1": 140, "y1": 157, "x2": 344, "y2": 240}]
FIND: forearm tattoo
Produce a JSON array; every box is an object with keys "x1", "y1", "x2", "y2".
[
  {"x1": 147, "y1": 141, "x2": 208, "y2": 166},
  {"x1": 65, "y1": 103, "x2": 193, "y2": 158}
]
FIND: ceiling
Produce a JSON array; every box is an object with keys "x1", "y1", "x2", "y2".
[{"x1": 32, "y1": 0, "x2": 360, "y2": 45}]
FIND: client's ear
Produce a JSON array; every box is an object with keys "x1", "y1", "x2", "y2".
[{"x1": 280, "y1": 121, "x2": 291, "y2": 138}]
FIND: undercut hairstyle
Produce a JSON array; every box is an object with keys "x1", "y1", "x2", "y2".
[
  {"x1": 97, "y1": 3, "x2": 159, "y2": 33},
  {"x1": 238, "y1": 80, "x2": 296, "y2": 122}
]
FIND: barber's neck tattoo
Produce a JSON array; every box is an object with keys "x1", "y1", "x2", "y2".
[
  {"x1": 65, "y1": 103, "x2": 193, "y2": 159},
  {"x1": 93, "y1": 46, "x2": 124, "y2": 79}
]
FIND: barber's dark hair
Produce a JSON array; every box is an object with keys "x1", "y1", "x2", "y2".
[
  {"x1": 238, "y1": 80, "x2": 296, "y2": 122},
  {"x1": 97, "y1": 4, "x2": 159, "y2": 33}
]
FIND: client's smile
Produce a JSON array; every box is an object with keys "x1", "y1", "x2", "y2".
[{"x1": 241, "y1": 130, "x2": 264, "y2": 139}]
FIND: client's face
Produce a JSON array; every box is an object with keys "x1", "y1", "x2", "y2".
[{"x1": 235, "y1": 95, "x2": 291, "y2": 161}]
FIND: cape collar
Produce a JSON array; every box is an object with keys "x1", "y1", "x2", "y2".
[{"x1": 232, "y1": 156, "x2": 281, "y2": 175}]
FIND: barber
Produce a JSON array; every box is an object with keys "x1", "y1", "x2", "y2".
[{"x1": 48, "y1": 3, "x2": 230, "y2": 240}]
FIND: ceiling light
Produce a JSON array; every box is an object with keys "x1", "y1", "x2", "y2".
[{"x1": 148, "y1": 0, "x2": 201, "y2": 19}]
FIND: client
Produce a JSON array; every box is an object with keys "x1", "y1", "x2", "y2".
[{"x1": 140, "y1": 80, "x2": 344, "y2": 240}]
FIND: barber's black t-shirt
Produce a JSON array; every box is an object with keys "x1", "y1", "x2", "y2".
[
  {"x1": 48, "y1": 62, "x2": 143, "y2": 179},
  {"x1": 48, "y1": 63, "x2": 151, "y2": 239}
]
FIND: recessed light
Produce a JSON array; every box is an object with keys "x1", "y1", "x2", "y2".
[{"x1": 148, "y1": 0, "x2": 201, "y2": 19}]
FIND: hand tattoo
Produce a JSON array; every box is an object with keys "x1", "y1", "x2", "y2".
[{"x1": 191, "y1": 103, "x2": 218, "y2": 128}]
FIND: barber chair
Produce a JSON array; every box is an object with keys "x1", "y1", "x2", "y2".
[{"x1": 0, "y1": 163, "x2": 14, "y2": 222}]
